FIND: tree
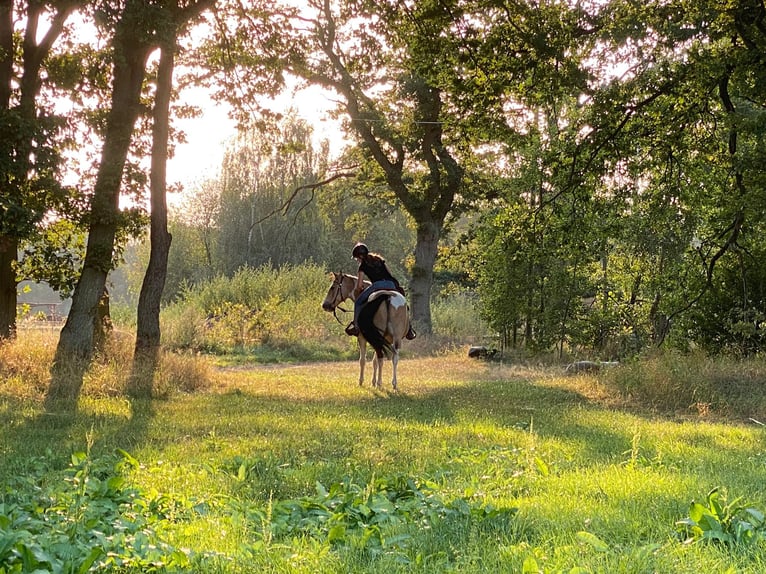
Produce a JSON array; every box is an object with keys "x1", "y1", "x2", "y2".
[
  {"x1": 130, "y1": 23, "x2": 177, "y2": 396},
  {"x1": 215, "y1": 114, "x2": 331, "y2": 274},
  {"x1": 0, "y1": 0, "x2": 85, "y2": 340},
  {"x1": 49, "y1": 0, "x2": 214, "y2": 402},
  {"x1": 577, "y1": 0, "x2": 766, "y2": 350},
  {"x1": 465, "y1": 0, "x2": 766, "y2": 355},
  {"x1": 283, "y1": 0, "x2": 476, "y2": 334},
  {"x1": 282, "y1": 0, "x2": 607, "y2": 335}
]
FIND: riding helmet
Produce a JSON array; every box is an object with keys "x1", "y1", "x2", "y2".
[{"x1": 352, "y1": 242, "x2": 369, "y2": 258}]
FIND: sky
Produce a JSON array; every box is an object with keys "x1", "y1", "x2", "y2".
[{"x1": 165, "y1": 84, "x2": 345, "y2": 201}]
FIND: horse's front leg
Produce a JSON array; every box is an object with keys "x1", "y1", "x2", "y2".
[{"x1": 357, "y1": 338, "x2": 367, "y2": 386}]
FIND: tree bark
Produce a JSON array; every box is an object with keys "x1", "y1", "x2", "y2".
[
  {"x1": 0, "y1": 236, "x2": 15, "y2": 339},
  {"x1": 410, "y1": 220, "x2": 440, "y2": 334},
  {"x1": 131, "y1": 38, "x2": 175, "y2": 396}
]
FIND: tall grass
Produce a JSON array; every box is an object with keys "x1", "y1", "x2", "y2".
[
  {"x1": 1, "y1": 328, "x2": 212, "y2": 401},
  {"x1": 160, "y1": 263, "x2": 351, "y2": 360},
  {"x1": 160, "y1": 263, "x2": 493, "y2": 362},
  {"x1": 602, "y1": 350, "x2": 766, "y2": 419}
]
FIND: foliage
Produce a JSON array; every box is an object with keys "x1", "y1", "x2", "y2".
[
  {"x1": 677, "y1": 488, "x2": 766, "y2": 546},
  {"x1": 254, "y1": 474, "x2": 513, "y2": 554},
  {"x1": 17, "y1": 219, "x2": 87, "y2": 297},
  {"x1": 215, "y1": 114, "x2": 333, "y2": 276},
  {"x1": 160, "y1": 262, "x2": 340, "y2": 356},
  {"x1": 0, "y1": 448, "x2": 192, "y2": 573},
  {"x1": 156, "y1": 261, "x2": 489, "y2": 361},
  {"x1": 452, "y1": 0, "x2": 766, "y2": 357}
]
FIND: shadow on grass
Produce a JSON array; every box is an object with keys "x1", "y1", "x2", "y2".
[
  {"x1": 193, "y1": 375, "x2": 633, "y2": 467},
  {"x1": 200, "y1": 360, "x2": 766, "y2": 472},
  {"x1": 0, "y1": 392, "x2": 157, "y2": 481}
]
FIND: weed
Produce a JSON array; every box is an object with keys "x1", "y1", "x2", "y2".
[{"x1": 677, "y1": 487, "x2": 766, "y2": 546}]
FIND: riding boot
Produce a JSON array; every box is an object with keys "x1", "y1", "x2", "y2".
[
  {"x1": 345, "y1": 322, "x2": 359, "y2": 336},
  {"x1": 405, "y1": 324, "x2": 416, "y2": 340}
]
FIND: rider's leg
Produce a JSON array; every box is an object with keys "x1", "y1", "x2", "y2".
[{"x1": 405, "y1": 307, "x2": 416, "y2": 339}]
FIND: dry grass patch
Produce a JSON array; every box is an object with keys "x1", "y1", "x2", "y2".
[
  {"x1": 2, "y1": 328, "x2": 214, "y2": 401},
  {"x1": 601, "y1": 351, "x2": 766, "y2": 420},
  {"x1": 0, "y1": 328, "x2": 57, "y2": 399}
]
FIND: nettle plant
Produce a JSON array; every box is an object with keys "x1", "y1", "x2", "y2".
[{"x1": 677, "y1": 487, "x2": 766, "y2": 546}]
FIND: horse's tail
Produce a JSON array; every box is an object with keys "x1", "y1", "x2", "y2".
[{"x1": 358, "y1": 296, "x2": 394, "y2": 357}]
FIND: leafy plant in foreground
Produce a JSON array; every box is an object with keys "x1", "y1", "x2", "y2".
[
  {"x1": 0, "y1": 449, "x2": 192, "y2": 573},
  {"x1": 241, "y1": 474, "x2": 514, "y2": 558},
  {"x1": 676, "y1": 487, "x2": 766, "y2": 546}
]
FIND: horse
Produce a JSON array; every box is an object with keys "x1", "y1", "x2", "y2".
[{"x1": 321, "y1": 272, "x2": 409, "y2": 390}]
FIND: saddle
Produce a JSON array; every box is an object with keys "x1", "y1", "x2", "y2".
[{"x1": 348, "y1": 287, "x2": 416, "y2": 340}]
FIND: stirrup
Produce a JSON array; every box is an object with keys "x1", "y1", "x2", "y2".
[
  {"x1": 345, "y1": 322, "x2": 359, "y2": 336},
  {"x1": 405, "y1": 326, "x2": 416, "y2": 340}
]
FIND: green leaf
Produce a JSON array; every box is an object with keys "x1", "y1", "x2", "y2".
[
  {"x1": 315, "y1": 482, "x2": 329, "y2": 498},
  {"x1": 71, "y1": 451, "x2": 87, "y2": 466},
  {"x1": 77, "y1": 547, "x2": 104, "y2": 574},
  {"x1": 522, "y1": 555, "x2": 540, "y2": 573},
  {"x1": 745, "y1": 507, "x2": 765, "y2": 526},
  {"x1": 698, "y1": 513, "x2": 723, "y2": 533},
  {"x1": 115, "y1": 449, "x2": 139, "y2": 469},
  {"x1": 706, "y1": 489, "x2": 725, "y2": 519},
  {"x1": 327, "y1": 524, "x2": 346, "y2": 543},
  {"x1": 534, "y1": 456, "x2": 549, "y2": 476},
  {"x1": 576, "y1": 531, "x2": 610, "y2": 552},
  {"x1": 688, "y1": 502, "x2": 709, "y2": 524}
]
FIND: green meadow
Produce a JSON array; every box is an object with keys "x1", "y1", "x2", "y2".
[{"x1": 2, "y1": 334, "x2": 766, "y2": 573}]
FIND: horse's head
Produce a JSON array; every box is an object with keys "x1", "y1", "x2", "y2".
[{"x1": 322, "y1": 272, "x2": 352, "y2": 312}]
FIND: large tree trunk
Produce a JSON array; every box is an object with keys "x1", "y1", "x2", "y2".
[
  {"x1": 0, "y1": 0, "x2": 14, "y2": 340},
  {"x1": 130, "y1": 39, "x2": 175, "y2": 396},
  {"x1": 48, "y1": 19, "x2": 151, "y2": 403},
  {"x1": 0, "y1": 236, "x2": 15, "y2": 339},
  {"x1": 410, "y1": 220, "x2": 440, "y2": 335}
]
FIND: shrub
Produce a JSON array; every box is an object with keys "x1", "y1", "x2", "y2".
[{"x1": 161, "y1": 263, "x2": 332, "y2": 355}]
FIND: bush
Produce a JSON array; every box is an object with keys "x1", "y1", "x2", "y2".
[{"x1": 161, "y1": 263, "x2": 335, "y2": 355}]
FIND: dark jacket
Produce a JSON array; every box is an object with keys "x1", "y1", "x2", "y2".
[{"x1": 359, "y1": 254, "x2": 399, "y2": 287}]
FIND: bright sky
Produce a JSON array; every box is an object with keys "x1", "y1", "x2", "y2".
[{"x1": 166, "y1": 84, "x2": 345, "y2": 198}]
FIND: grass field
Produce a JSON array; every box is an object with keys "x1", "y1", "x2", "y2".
[{"x1": 2, "y1": 345, "x2": 766, "y2": 572}]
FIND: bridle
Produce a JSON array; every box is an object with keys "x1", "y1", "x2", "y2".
[{"x1": 327, "y1": 273, "x2": 353, "y2": 325}]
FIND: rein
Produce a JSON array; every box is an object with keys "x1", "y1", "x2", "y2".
[{"x1": 329, "y1": 275, "x2": 353, "y2": 325}]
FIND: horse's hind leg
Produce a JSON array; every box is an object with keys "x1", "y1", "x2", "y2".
[
  {"x1": 372, "y1": 353, "x2": 383, "y2": 388},
  {"x1": 390, "y1": 350, "x2": 399, "y2": 390},
  {"x1": 358, "y1": 339, "x2": 367, "y2": 386}
]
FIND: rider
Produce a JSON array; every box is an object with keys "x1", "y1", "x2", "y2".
[{"x1": 346, "y1": 242, "x2": 416, "y2": 340}]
